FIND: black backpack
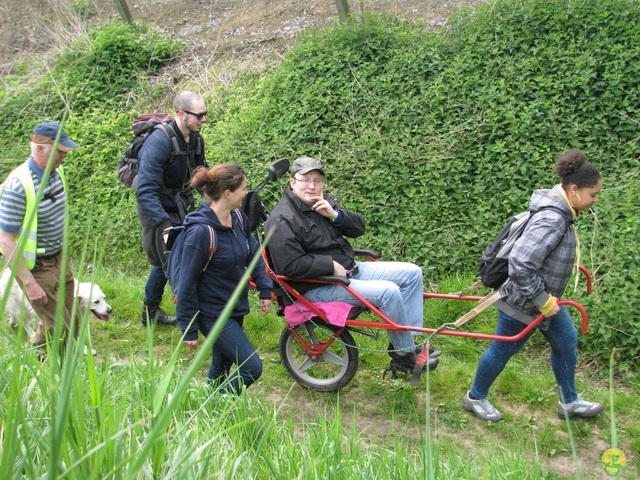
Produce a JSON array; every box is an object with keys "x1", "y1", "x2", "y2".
[
  {"x1": 478, "y1": 205, "x2": 572, "y2": 290},
  {"x1": 117, "y1": 113, "x2": 202, "y2": 190},
  {"x1": 240, "y1": 189, "x2": 267, "y2": 233}
]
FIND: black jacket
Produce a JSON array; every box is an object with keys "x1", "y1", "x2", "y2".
[{"x1": 264, "y1": 188, "x2": 365, "y2": 286}]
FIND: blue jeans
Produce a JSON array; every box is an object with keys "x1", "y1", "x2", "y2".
[
  {"x1": 200, "y1": 316, "x2": 262, "y2": 394},
  {"x1": 144, "y1": 264, "x2": 168, "y2": 305},
  {"x1": 303, "y1": 261, "x2": 424, "y2": 351},
  {"x1": 470, "y1": 306, "x2": 578, "y2": 403}
]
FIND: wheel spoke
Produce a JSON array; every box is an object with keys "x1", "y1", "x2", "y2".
[
  {"x1": 295, "y1": 357, "x2": 317, "y2": 373},
  {"x1": 321, "y1": 349, "x2": 349, "y2": 367}
]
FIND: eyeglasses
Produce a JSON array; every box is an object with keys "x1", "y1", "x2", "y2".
[
  {"x1": 294, "y1": 177, "x2": 325, "y2": 187},
  {"x1": 182, "y1": 109, "x2": 207, "y2": 120}
]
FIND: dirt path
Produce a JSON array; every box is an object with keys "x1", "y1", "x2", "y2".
[{"x1": 1, "y1": 0, "x2": 482, "y2": 79}]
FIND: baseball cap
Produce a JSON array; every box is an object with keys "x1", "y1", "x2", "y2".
[
  {"x1": 31, "y1": 122, "x2": 79, "y2": 152},
  {"x1": 291, "y1": 156, "x2": 324, "y2": 176}
]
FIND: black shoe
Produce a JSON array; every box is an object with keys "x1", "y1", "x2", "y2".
[
  {"x1": 391, "y1": 352, "x2": 439, "y2": 373},
  {"x1": 418, "y1": 344, "x2": 442, "y2": 359},
  {"x1": 388, "y1": 343, "x2": 442, "y2": 360},
  {"x1": 141, "y1": 303, "x2": 177, "y2": 326},
  {"x1": 388, "y1": 343, "x2": 439, "y2": 373}
]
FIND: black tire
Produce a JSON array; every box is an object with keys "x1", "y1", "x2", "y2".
[{"x1": 279, "y1": 321, "x2": 359, "y2": 392}]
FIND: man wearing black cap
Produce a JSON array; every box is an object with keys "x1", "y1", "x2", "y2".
[
  {"x1": 0, "y1": 121, "x2": 79, "y2": 346},
  {"x1": 264, "y1": 156, "x2": 440, "y2": 375},
  {"x1": 136, "y1": 91, "x2": 208, "y2": 326}
]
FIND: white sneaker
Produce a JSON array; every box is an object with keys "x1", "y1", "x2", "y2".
[
  {"x1": 462, "y1": 390, "x2": 503, "y2": 422},
  {"x1": 557, "y1": 395, "x2": 603, "y2": 419}
]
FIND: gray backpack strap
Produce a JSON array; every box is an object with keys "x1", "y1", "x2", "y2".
[
  {"x1": 154, "y1": 123, "x2": 190, "y2": 209},
  {"x1": 194, "y1": 134, "x2": 203, "y2": 156},
  {"x1": 154, "y1": 123, "x2": 185, "y2": 156}
]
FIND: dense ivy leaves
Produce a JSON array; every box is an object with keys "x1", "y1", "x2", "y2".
[{"x1": 206, "y1": 2, "x2": 640, "y2": 363}]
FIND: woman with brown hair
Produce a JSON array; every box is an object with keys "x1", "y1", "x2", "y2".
[{"x1": 173, "y1": 163, "x2": 272, "y2": 394}]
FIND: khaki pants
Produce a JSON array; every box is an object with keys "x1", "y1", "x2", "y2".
[{"x1": 17, "y1": 254, "x2": 77, "y2": 346}]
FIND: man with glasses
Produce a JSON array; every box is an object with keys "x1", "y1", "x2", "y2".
[
  {"x1": 0, "y1": 121, "x2": 79, "y2": 347},
  {"x1": 264, "y1": 156, "x2": 440, "y2": 375},
  {"x1": 136, "y1": 91, "x2": 208, "y2": 326}
]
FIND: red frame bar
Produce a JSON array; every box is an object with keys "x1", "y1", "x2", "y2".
[
  {"x1": 273, "y1": 274, "x2": 589, "y2": 341},
  {"x1": 264, "y1": 249, "x2": 592, "y2": 359}
]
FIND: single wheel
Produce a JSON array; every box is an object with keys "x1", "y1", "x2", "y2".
[{"x1": 279, "y1": 321, "x2": 359, "y2": 392}]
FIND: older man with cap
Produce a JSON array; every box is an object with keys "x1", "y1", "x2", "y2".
[
  {"x1": 0, "y1": 121, "x2": 79, "y2": 347},
  {"x1": 264, "y1": 156, "x2": 441, "y2": 377}
]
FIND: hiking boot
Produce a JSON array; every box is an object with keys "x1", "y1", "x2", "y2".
[
  {"x1": 557, "y1": 396, "x2": 603, "y2": 419},
  {"x1": 141, "y1": 303, "x2": 177, "y2": 326},
  {"x1": 462, "y1": 390, "x2": 504, "y2": 422}
]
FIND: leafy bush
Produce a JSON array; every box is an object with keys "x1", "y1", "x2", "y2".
[
  {"x1": 0, "y1": 21, "x2": 182, "y2": 155},
  {"x1": 0, "y1": 21, "x2": 183, "y2": 270},
  {"x1": 205, "y1": 1, "x2": 639, "y2": 364},
  {"x1": 52, "y1": 21, "x2": 181, "y2": 112}
]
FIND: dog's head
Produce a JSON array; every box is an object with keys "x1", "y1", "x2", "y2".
[{"x1": 74, "y1": 281, "x2": 112, "y2": 321}]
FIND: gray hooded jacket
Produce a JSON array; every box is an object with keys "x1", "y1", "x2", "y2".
[{"x1": 495, "y1": 185, "x2": 576, "y2": 328}]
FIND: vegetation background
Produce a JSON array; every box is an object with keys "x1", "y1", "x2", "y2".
[{"x1": 0, "y1": 0, "x2": 638, "y2": 478}]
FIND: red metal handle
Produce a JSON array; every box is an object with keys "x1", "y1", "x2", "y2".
[{"x1": 578, "y1": 265, "x2": 592, "y2": 295}]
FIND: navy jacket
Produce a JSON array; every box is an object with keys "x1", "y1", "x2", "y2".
[
  {"x1": 175, "y1": 202, "x2": 272, "y2": 341},
  {"x1": 136, "y1": 120, "x2": 207, "y2": 229}
]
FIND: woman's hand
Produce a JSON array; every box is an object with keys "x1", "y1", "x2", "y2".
[
  {"x1": 545, "y1": 302, "x2": 560, "y2": 318},
  {"x1": 260, "y1": 299, "x2": 272, "y2": 316},
  {"x1": 183, "y1": 339, "x2": 198, "y2": 348}
]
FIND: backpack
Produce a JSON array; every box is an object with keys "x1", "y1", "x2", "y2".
[
  {"x1": 117, "y1": 113, "x2": 202, "y2": 190},
  {"x1": 165, "y1": 209, "x2": 245, "y2": 302},
  {"x1": 478, "y1": 205, "x2": 572, "y2": 290}
]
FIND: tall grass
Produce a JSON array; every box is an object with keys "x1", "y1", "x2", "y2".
[
  {"x1": 0, "y1": 213, "x2": 635, "y2": 478},
  {"x1": 1, "y1": 321, "x2": 565, "y2": 478},
  {"x1": 0, "y1": 257, "x2": 578, "y2": 479},
  {"x1": 4, "y1": 267, "x2": 624, "y2": 478}
]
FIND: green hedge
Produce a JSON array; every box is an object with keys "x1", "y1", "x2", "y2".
[
  {"x1": 205, "y1": 0, "x2": 640, "y2": 363},
  {"x1": 0, "y1": 0, "x2": 637, "y2": 364}
]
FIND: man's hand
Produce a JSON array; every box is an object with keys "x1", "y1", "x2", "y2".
[
  {"x1": 332, "y1": 260, "x2": 347, "y2": 277},
  {"x1": 0, "y1": 229, "x2": 47, "y2": 303},
  {"x1": 25, "y1": 278, "x2": 47, "y2": 304},
  {"x1": 311, "y1": 197, "x2": 337, "y2": 220}
]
